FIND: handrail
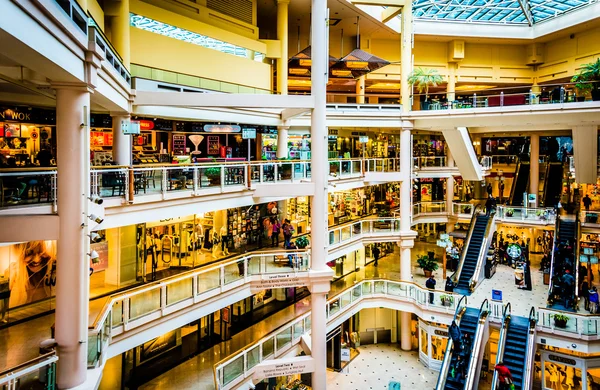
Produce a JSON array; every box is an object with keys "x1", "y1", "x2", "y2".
[
  {"x1": 491, "y1": 302, "x2": 512, "y2": 390},
  {"x1": 547, "y1": 208, "x2": 560, "y2": 299},
  {"x1": 435, "y1": 295, "x2": 467, "y2": 390},
  {"x1": 0, "y1": 167, "x2": 58, "y2": 173},
  {"x1": 0, "y1": 351, "x2": 58, "y2": 388},
  {"x1": 508, "y1": 157, "x2": 522, "y2": 206},
  {"x1": 465, "y1": 299, "x2": 490, "y2": 390},
  {"x1": 522, "y1": 307, "x2": 537, "y2": 390},
  {"x1": 574, "y1": 204, "x2": 582, "y2": 303},
  {"x1": 452, "y1": 204, "x2": 482, "y2": 284},
  {"x1": 468, "y1": 211, "x2": 496, "y2": 292},
  {"x1": 0, "y1": 351, "x2": 57, "y2": 377}
]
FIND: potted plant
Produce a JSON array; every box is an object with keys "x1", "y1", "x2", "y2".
[
  {"x1": 536, "y1": 210, "x2": 548, "y2": 221},
  {"x1": 553, "y1": 313, "x2": 569, "y2": 328},
  {"x1": 329, "y1": 161, "x2": 339, "y2": 176},
  {"x1": 407, "y1": 67, "x2": 444, "y2": 110},
  {"x1": 203, "y1": 166, "x2": 221, "y2": 185},
  {"x1": 587, "y1": 213, "x2": 598, "y2": 224},
  {"x1": 571, "y1": 58, "x2": 600, "y2": 101},
  {"x1": 440, "y1": 295, "x2": 454, "y2": 307},
  {"x1": 505, "y1": 208, "x2": 515, "y2": 217},
  {"x1": 417, "y1": 254, "x2": 439, "y2": 277},
  {"x1": 464, "y1": 205, "x2": 472, "y2": 214},
  {"x1": 295, "y1": 236, "x2": 309, "y2": 249},
  {"x1": 571, "y1": 73, "x2": 593, "y2": 102}
]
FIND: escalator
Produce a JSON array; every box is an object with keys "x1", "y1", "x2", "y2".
[
  {"x1": 542, "y1": 163, "x2": 564, "y2": 207},
  {"x1": 453, "y1": 207, "x2": 494, "y2": 295},
  {"x1": 548, "y1": 215, "x2": 578, "y2": 309},
  {"x1": 436, "y1": 299, "x2": 490, "y2": 390},
  {"x1": 492, "y1": 305, "x2": 537, "y2": 390},
  {"x1": 509, "y1": 160, "x2": 530, "y2": 206}
]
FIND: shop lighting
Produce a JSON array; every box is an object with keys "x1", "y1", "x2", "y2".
[
  {"x1": 289, "y1": 68, "x2": 310, "y2": 76},
  {"x1": 203, "y1": 125, "x2": 241, "y2": 133},
  {"x1": 88, "y1": 214, "x2": 104, "y2": 224},
  {"x1": 331, "y1": 69, "x2": 352, "y2": 77},
  {"x1": 88, "y1": 250, "x2": 100, "y2": 264},
  {"x1": 299, "y1": 59, "x2": 312, "y2": 67},
  {"x1": 88, "y1": 195, "x2": 103, "y2": 205}
]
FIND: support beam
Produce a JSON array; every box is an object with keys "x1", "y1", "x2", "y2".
[
  {"x1": 400, "y1": 1, "x2": 413, "y2": 110},
  {"x1": 517, "y1": 0, "x2": 534, "y2": 27},
  {"x1": 382, "y1": 6, "x2": 402, "y2": 23},
  {"x1": 134, "y1": 91, "x2": 314, "y2": 109},
  {"x1": 277, "y1": 0, "x2": 290, "y2": 95},
  {"x1": 281, "y1": 108, "x2": 311, "y2": 121},
  {"x1": 441, "y1": 127, "x2": 483, "y2": 181}
]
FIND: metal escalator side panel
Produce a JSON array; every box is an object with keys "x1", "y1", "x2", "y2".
[
  {"x1": 521, "y1": 318, "x2": 537, "y2": 390},
  {"x1": 452, "y1": 206, "x2": 481, "y2": 287},
  {"x1": 468, "y1": 213, "x2": 497, "y2": 293},
  {"x1": 508, "y1": 159, "x2": 521, "y2": 206},
  {"x1": 435, "y1": 305, "x2": 468, "y2": 390},
  {"x1": 490, "y1": 313, "x2": 511, "y2": 390},
  {"x1": 464, "y1": 309, "x2": 490, "y2": 390}
]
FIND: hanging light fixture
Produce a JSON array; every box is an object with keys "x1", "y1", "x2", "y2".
[{"x1": 288, "y1": 23, "x2": 338, "y2": 77}]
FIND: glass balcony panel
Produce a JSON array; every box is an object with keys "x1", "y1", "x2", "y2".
[
  {"x1": 166, "y1": 278, "x2": 193, "y2": 306},
  {"x1": 224, "y1": 261, "x2": 244, "y2": 284},
  {"x1": 129, "y1": 289, "x2": 161, "y2": 321},
  {"x1": 222, "y1": 355, "x2": 244, "y2": 386},
  {"x1": 198, "y1": 269, "x2": 221, "y2": 294},
  {"x1": 262, "y1": 337, "x2": 275, "y2": 359}
]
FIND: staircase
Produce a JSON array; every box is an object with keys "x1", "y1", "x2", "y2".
[
  {"x1": 558, "y1": 219, "x2": 576, "y2": 245},
  {"x1": 510, "y1": 162, "x2": 530, "y2": 206},
  {"x1": 543, "y1": 163, "x2": 563, "y2": 207},
  {"x1": 444, "y1": 307, "x2": 479, "y2": 390},
  {"x1": 501, "y1": 316, "x2": 530, "y2": 390},
  {"x1": 455, "y1": 215, "x2": 489, "y2": 294}
]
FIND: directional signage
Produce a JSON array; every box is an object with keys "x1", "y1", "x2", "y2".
[
  {"x1": 250, "y1": 273, "x2": 309, "y2": 292},
  {"x1": 253, "y1": 356, "x2": 315, "y2": 380}
]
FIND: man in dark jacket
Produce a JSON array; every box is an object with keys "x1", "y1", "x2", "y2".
[
  {"x1": 425, "y1": 275, "x2": 436, "y2": 304},
  {"x1": 449, "y1": 320, "x2": 462, "y2": 345},
  {"x1": 445, "y1": 277, "x2": 455, "y2": 292}
]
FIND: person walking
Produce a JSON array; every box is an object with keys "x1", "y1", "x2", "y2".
[
  {"x1": 445, "y1": 277, "x2": 455, "y2": 292},
  {"x1": 583, "y1": 194, "x2": 592, "y2": 211},
  {"x1": 589, "y1": 286, "x2": 599, "y2": 314},
  {"x1": 562, "y1": 269, "x2": 575, "y2": 309},
  {"x1": 449, "y1": 320, "x2": 462, "y2": 346},
  {"x1": 425, "y1": 274, "x2": 436, "y2": 304},
  {"x1": 486, "y1": 195, "x2": 494, "y2": 216},
  {"x1": 282, "y1": 219, "x2": 294, "y2": 248},
  {"x1": 487, "y1": 182, "x2": 493, "y2": 197},
  {"x1": 580, "y1": 278, "x2": 590, "y2": 311},
  {"x1": 271, "y1": 217, "x2": 280, "y2": 247},
  {"x1": 494, "y1": 361, "x2": 513, "y2": 390},
  {"x1": 372, "y1": 245, "x2": 381, "y2": 266}
]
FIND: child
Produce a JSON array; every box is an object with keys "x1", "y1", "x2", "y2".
[{"x1": 589, "y1": 286, "x2": 599, "y2": 314}]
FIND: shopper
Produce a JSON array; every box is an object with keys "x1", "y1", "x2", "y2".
[
  {"x1": 494, "y1": 361, "x2": 513, "y2": 390},
  {"x1": 271, "y1": 217, "x2": 280, "y2": 247},
  {"x1": 460, "y1": 333, "x2": 472, "y2": 357},
  {"x1": 580, "y1": 279, "x2": 590, "y2": 311},
  {"x1": 562, "y1": 269, "x2": 575, "y2": 309},
  {"x1": 589, "y1": 286, "x2": 599, "y2": 314},
  {"x1": 445, "y1": 277, "x2": 455, "y2": 292},
  {"x1": 449, "y1": 320, "x2": 462, "y2": 346},
  {"x1": 487, "y1": 182, "x2": 493, "y2": 197},
  {"x1": 452, "y1": 354, "x2": 467, "y2": 381},
  {"x1": 372, "y1": 245, "x2": 381, "y2": 266},
  {"x1": 485, "y1": 195, "x2": 494, "y2": 216},
  {"x1": 425, "y1": 274, "x2": 436, "y2": 304},
  {"x1": 282, "y1": 219, "x2": 294, "y2": 248},
  {"x1": 583, "y1": 194, "x2": 592, "y2": 211}
]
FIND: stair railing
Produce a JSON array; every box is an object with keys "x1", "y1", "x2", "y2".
[
  {"x1": 490, "y1": 302, "x2": 512, "y2": 390},
  {"x1": 452, "y1": 204, "x2": 482, "y2": 286},
  {"x1": 435, "y1": 295, "x2": 468, "y2": 390},
  {"x1": 465, "y1": 299, "x2": 490, "y2": 390},
  {"x1": 547, "y1": 209, "x2": 560, "y2": 300},
  {"x1": 508, "y1": 158, "x2": 521, "y2": 205},
  {"x1": 522, "y1": 307, "x2": 538, "y2": 390},
  {"x1": 468, "y1": 210, "x2": 497, "y2": 292}
]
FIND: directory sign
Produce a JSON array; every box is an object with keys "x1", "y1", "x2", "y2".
[{"x1": 253, "y1": 356, "x2": 315, "y2": 379}]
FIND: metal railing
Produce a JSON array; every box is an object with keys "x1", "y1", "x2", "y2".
[
  {"x1": 480, "y1": 155, "x2": 493, "y2": 170},
  {"x1": 87, "y1": 250, "x2": 311, "y2": 368},
  {"x1": 0, "y1": 352, "x2": 58, "y2": 389},
  {"x1": 464, "y1": 299, "x2": 490, "y2": 390},
  {"x1": 215, "y1": 279, "x2": 464, "y2": 390},
  {"x1": 328, "y1": 217, "x2": 401, "y2": 249},
  {"x1": 413, "y1": 156, "x2": 449, "y2": 169},
  {"x1": 452, "y1": 205, "x2": 482, "y2": 285},
  {"x1": 487, "y1": 155, "x2": 519, "y2": 165},
  {"x1": 413, "y1": 201, "x2": 447, "y2": 217},
  {"x1": 435, "y1": 295, "x2": 468, "y2": 390},
  {"x1": 88, "y1": 23, "x2": 131, "y2": 85},
  {"x1": 468, "y1": 211, "x2": 496, "y2": 292},
  {"x1": 496, "y1": 206, "x2": 556, "y2": 224},
  {"x1": 490, "y1": 302, "x2": 512, "y2": 390},
  {"x1": 537, "y1": 307, "x2": 600, "y2": 336},
  {"x1": 0, "y1": 169, "x2": 58, "y2": 211},
  {"x1": 522, "y1": 307, "x2": 537, "y2": 390},
  {"x1": 580, "y1": 210, "x2": 600, "y2": 225}
]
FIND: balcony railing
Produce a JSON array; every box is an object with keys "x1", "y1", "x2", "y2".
[
  {"x1": 0, "y1": 169, "x2": 57, "y2": 210},
  {"x1": 0, "y1": 352, "x2": 58, "y2": 389},
  {"x1": 496, "y1": 206, "x2": 556, "y2": 225},
  {"x1": 54, "y1": 0, "x2": 88, "y2": 34},
  {"x1": 581, "y1": 210, "x2": 600, "y2": 225},
  {"x1": 214, "y1": 278, "x2": 462, "y2": 389},
  {"x1": 413, "y1": 156, "x2": 448, "y2": 169},
  {"x1": 413, "y1": 201, "x2": 447, "y2": 217},
  {"x1": 537, "y1": 308, "x2": 600, "y2": 336},
  {"x1": 88, "y1": 22, "x2": 131, "y2": 85},
  {"x1": 328, "y1": 218, "x2": 401, "y2": 249}
]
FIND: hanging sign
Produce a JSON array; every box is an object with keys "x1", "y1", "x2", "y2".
[
  {"x1": 242, "y1": 128, "x2": 256, "y2": 139},
  {"x1": 139, "y1": 120, "x2": 155, "y2": 130},
  {"x1": 250, "y1": 272, "x2": 310, "y2": 291},
  {"x1": 253, "y1": 356, "x2": 315, "y2": 379}
]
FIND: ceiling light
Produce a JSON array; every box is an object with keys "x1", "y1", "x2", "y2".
[
  {"x1": 332, "y1": 69, "x2": 353, "y2": 77},
  {"x1": 299, "y1": 59, "x2": 312, "y2": 67},
  {"x1": 289, "y1": 68, "x2": 310, "y2": 76}
]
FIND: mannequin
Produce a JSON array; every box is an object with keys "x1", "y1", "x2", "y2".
[
  {"x1": 211, "y1": 230, "x2": 220, "y2": 259},
  {"x1": 220, "y1": 225, "x2": 229, "y2": 256},
  {"x1": 196, "y1": 223, "x2": 204, "y2": 251}
]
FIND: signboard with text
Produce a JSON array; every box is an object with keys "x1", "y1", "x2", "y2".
[
  {"x1": 253, "y1": 356, "x2": 315, "y2": 380},
  {"x1": 250, "y1": 273, "x2": 309, "y2": 292}
]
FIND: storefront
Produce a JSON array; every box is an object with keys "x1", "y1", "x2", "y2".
[
  {"x1": 261, "y1": 131, "x2": 311, "y2": 160},
  {"x1": 496, "y1": 224, "x2": 554, "y2": 254},
  {"x1": 418, "y1": 320, "x2": 449, "y2": 370},
  {"x1": 326, "y1": 129, "x2": 399, "y2": 159},
  {"x1": 413, "y1": 133, "x2": 447, "y2": 159},
  {"x1": 0, "y1": 106, "x2": 56, "y2": 167},
  {"x1": 285, "y1": 196, "x2": 310, "y2": 235},
  {"x1": 328, "y1": 183, "x2": 399, "y2": 225},
  {"x1": 534, "y1": 347, "x2": 600, "y2": 390},
  {"x1": 413, "y1": 178, "x2": 446, "y2": 202}
]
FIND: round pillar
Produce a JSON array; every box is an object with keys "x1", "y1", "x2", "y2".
[
  {"x1": 276, "y1": 126, "x2": 289, "y2": 159},
  {"x1": 356, "y1": 76, "x2": 366, "y2": 104},
  {"x1": 112, "y1": 115, "x2": 132, "y2": 166},
  {"x1": 530, "y1": 134, "x2": 540, "y2": 207},
  {"x1": 55, "y1": 86, "x2": 91, "y2": 388},
  {"x1": 400, "y1": 311, "x2": 412, "y2": 351}
]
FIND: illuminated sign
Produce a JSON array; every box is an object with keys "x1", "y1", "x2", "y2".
[
  {"x1": 139, "y1": 120, "x2": 154, "y2": 130},
  {"x1": 203, "y1": 124, "x2": 241, "y2": 133}
]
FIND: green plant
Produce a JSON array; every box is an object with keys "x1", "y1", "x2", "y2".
[
  {"x1": 440, "y1": 295, "x2": 454, "y2": 306},
  {"x1": 417, "y1": 254, "x2": 439, "y2": 272},
  {"x1": 407, "y1": 67, "x2": 444, "y2": 102},
  {"x1": 572, "y1": 58, "x2": 600, "y2": 100},
  {"x1": 553, "y1": 314, "x2": 569, "y2": 322},
  {"x1": 505, "y1": 208, "x2": 515, "y2": 216},
  {"x1": 571, "y1": 73, "x2": 593, "y2": 96},
  {"x1": 295, "y1": 236, "x2": 309, "y2": 249},
  {"x1": 204, "y1": 167, "x2": 221, "y2": 178}
]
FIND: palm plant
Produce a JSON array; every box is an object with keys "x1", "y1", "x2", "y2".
[
  {"x1": 571, "y1": 58, "x2": 600, "y2": 101},
  {"x1": 407, "y1": 67, "x2": 444, "y2": 102}
]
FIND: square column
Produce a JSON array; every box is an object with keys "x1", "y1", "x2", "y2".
[{"x1": 54, "y1": 85, "x2": 92, "y2": 388}]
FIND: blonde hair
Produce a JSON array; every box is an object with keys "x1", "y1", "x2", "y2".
[{"x1": 9, "y1": 241, "x2": 56, "y2": 307}]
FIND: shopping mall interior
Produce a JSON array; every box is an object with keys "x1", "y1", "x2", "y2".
[{"x1": 1, "y1": 0, "x2": 600, "y2": 389}]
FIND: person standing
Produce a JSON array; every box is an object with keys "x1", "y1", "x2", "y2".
[
  {"x1": 487, "y1": 182, "x2": 493, "y2": 198},
  {"x1": 494, "y1": 361, "x2": 513, "y2": 390},
  {"x1": 562, "y1": 269, "x2": 575, "y2": 309},
  {"x1": 282, "y1": 219, "x2": 294, "y2": 248},
  {"x1": 499, "y1": 180, "x2": 505, "y2": 204},
  {"x1": 583, "y1": 194, "x2": 592, "y2": 211},
  {"x1": 486, "y1": 195, "x2": 494, "y2": 216},
  {"x1": 445, "y1": 277, "x2": 455, "y2": 292},
  {"x1": 425, "y1": 274, "x2": 436, "y2": 304},
  {"x1": 589, "y1": 286, "x2": 599, "y2": 314},
  {"x1": 580, "y1": 278, "x2": 590, "y2": 311},
  {"x1": 449, "y1": 320, "x2": 462, "y2": 346},
  {"x1": 372, "y1": 245, "x2": 381, "y2": 266}
]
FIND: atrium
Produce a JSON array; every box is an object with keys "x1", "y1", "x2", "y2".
[{"x1": 0, "y1": 0, "x2": 600, "y2": 389}]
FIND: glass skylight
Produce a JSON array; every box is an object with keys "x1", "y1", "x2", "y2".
[
  {"x1": 411, "y1": 0, "x2": 597, "y2": 25},
  {"x1": 130, "y1": 14, "x2": 265, "y2": 61}
]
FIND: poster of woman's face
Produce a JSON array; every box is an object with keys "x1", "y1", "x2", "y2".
[{"x1": 0, "y1": 241, "x2": 56, "y2": 308}]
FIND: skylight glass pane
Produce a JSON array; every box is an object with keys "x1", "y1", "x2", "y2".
[{"x1": 130, "y1": 14, "x2": 265, "y2": 62}]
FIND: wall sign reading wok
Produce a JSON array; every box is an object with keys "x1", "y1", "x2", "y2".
[{"x1": 203, "y1": 124, "x2": 241, "y2": 133}]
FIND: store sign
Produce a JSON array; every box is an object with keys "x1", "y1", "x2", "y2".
[
  {"x1": 204, "y1": 124, "x2": 241, "y2": 133},
  {"x1": 122, "y1": 119, "x2": 140, "y2": 135},
  {"x1": 434, "y1": 330, "x2": 449, "y2": 337},
  {"x1": 139, "y1": 120, "x2": 154, "y2": 130},
  {"x1": 548, "y1": 354, "x2": 577, "y2": 366},
  {"x1": 0, "y1": 108, "x2": 31, "y2": 121},
  {"x1": 328, "y1": 129, "x2": 338, "y2": 135},
  {"x1": 253, "y1": 356, "x2": 315, "y2": 379},
  {"x1": 250, "y1": 273, "x2": 309, "y2": 291},
  {"x1": 139, "y1": 330, "x2": 180, "y2": 363},
  {"x1": 492, "y1": 289, "x2": 503, "y2": 301},
  {"x1": 341, "y1": 348, "x2": 351, "y2": 362},
  {"x1": 359, "y1": 136, "x2": 369, "y2": 143},
  {"x1": 352, "y1": 131, "x2": 367, "y2": 136},
  {"x1": 242, "y1": 128, "x2": 256, "y2": 139}
]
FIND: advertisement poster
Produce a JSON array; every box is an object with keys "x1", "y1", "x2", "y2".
[
  {"x1": 207, "y1": 136, "x2": 220, "y2": 155},
  {"x1": 421, "y1": 183, "x2": 432, "y2": 202},
  {"x1": 0, "y1": 241, "x2": 56, "y2": 309},
  {"x1": 90, "y1": 241, "x2": 109, "y2": 272},
  {"x1": 139, "y1": 330, "x2": 180, "y2": 363}
]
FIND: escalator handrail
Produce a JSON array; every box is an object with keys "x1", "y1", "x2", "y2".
[
  {"x1": 435, "y1": 295, "x2": 468, "y2": 390},
  {"x1": 451, "y1": 204, "x2": 483, "y2": 285},
  {"x1": 574, "y1": 206, "x2": 582, "y2": 305},
  {"x1": 522, "y1": 307, "x2": 538, "y2": 390},
  {"x1": 464, "y1": 299, "x2": 491, "y2": 390},
  {"x1": 508, "y1": 158, "x2": 521, "y2": 205},
  {"x1": 490, "y1": 303, "x2": 512, "y2": 390},
  {"x1": 468, "y1": 211, "x2": 496, "y2": 292},
  {"x1": 542, "y1": 161, "x2": 552, "y2": 206},
  {"x1": 547, "y1": 208, "x2": 560, "y2": 298}
]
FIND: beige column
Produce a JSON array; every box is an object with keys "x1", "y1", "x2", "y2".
[
  {"x1": 111, "y1": 115, "x2": 132, "y2": 166},
  {"x1": 276, "y1": 125, "x2": 289, "y2": 159},
  {"x1": 447, "y1": 62, "x2": 456, "y2": 102},
  {"x1": 400, "y1": 2, "x2": 413, "y2": 109},
  {"x1": 530, "y1": 134, "x2": 540, "y2": 207},
  {"x1": 277, "y1": 0, "x2": 290, "y2": 95},
  {"x1": 54, "y1": 85, "x2": 92, "y2": 388},
  {"x1": 106, "y1": 0, "x2": 131, "y2": 69},
  {"x1": 531, "y1": 78, "x2": 541, "y2": 104},
  {"x1": 356, "y1": 76, "x2": 366, "y2": 104}
]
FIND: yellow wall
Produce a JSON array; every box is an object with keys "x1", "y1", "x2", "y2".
[
  {"x1": 130, "y1": 28, "x2": 271, "y2": 90},
  {"x1": 87, "y1": 0, "x2": 105, "y2": 31}
]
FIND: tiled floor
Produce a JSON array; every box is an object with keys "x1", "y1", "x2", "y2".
[{"x1": 326, "y1": 343, "x2": 438, "y2": 390}]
